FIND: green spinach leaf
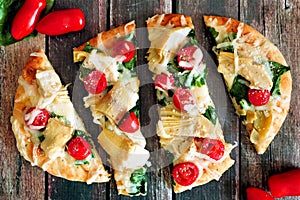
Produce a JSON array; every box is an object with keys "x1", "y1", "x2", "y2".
[
  {"x1": 208, "y1": 27, "x2": 219, "y2": 39},
  {"x1": 128, "y1": 166, "x2": 147, "y2": 196},
  {"x1": 268, "y1": 61, "x2": 290, "y2": 96},
  {"x1": 230, "y1": 75, "x2": 250, "y2": 108},
  {"x1": 124, "y1": 54, "x2": 136, "y2": 70},
  {"x1": 203, "y1": 105, "x2": 217, "y2": 125}
]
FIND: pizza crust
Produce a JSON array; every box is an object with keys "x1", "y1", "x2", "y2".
[
  {"x1": 11, "y1": 50, "x2": 110, "y2": 183},
  {"x1": 204, "y1": 16, "x2": 292, "y2": 154}
]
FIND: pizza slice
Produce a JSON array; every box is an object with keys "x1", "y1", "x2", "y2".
[
  {"x1": 146, "y1": 14, "x2": 236, "y2": 193},
  {"x1": 11, "y1": 50, "x2": 110, "y2": 184},
  {"x1": 204, "y1": 16, "x2": 292, "y2": 154},
  {"x1": 73, "y1": 21, "x2": 149, "y2": 196}
]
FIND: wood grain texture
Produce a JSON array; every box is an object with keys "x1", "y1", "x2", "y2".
[{"x1": 1, "y1": 0, "x2": 300, "y2": 199}]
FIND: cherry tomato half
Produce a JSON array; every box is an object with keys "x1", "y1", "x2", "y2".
[
  {"x1": 24, "y1": 107, "x2": 50, "y2": 130},
  {"x1": 36, "y1": 8, "x2": 85, "y2": 36},
  {"x1": 173, "y1": 88, "x2": 195, "y2": 112},
  {"x1": 154, "y1": 74, "x2": 175, "y2": 90},
  {"x1": 248, "y1": 89, "x2": 270, "y2": 106},
  {"x1": 194, "y1": 138, "x2": 225, "y2": 161},
  {"x1": 83, "y1": 70, "x2": 107, "y2": 94},
  {"x1": 11, "y1": 0, "x2": 46, "y2": 40},
  {"x1": 177, "y1": 46, "x2": 202, "y2": 70},
  {"x1": 113, "y1": 40, "x2": 135, "y2": 62},
  {"x1": 67, "y1": 137, "x2": 91, "y2": 160},
  {"x1": 246, "y1": 187, "x2": 274, "y2": 200},
  {"x1": 118, "y1": 112, "x2": 139, "y2": 133},
  {"x1": 172, "y1": 162, "x2": 199, "y2": 186}
]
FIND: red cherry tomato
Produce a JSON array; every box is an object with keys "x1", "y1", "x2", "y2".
[
  {"x1": 83, "y1": 70, "x2": 107, "y2": 94},
  {"x1": 173, "y1": 88, "x2": 195, "y2": 111},
  {"x1": 36, "y1": 8, "x2": 85, "y2": 36},
  {"x1": 67, "y1": 137, "x2": 91, "y2": 160},
  {"x1": 248, "y1": 89, "x2": 270, "y2": 106},
  {"x1": 172, "y1": 162, "x2": 199, "y2": 186},
  {"x1": 246, "y1": 187, "x2": 274, "y2": 200},
  {"x1": 113, "y1": 40, "x2": 135, "y2": 62},
  {"x1": 177, "y1": 46, "x2": 202, "y2": 70},
  {"x1": 118, "y1": 112, "x2": 139, "y2": 133},
  {"x1": 11, "y1": 0, "x2": 46, "y2": 40},
  {"x1": 154, "y1": 74, "x2": 175, "y2": 90},
  {"x1": 268, "y1": 169, "x2": 300, "y2": 198},
  {"x1": 194, "y1": 138, "x2": 225, "y2": 161},
  {"x1": 24, "y1": 107, "x2": 50, "y2": 130}
]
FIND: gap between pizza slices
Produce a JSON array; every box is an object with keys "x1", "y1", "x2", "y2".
[
  {"x1": 204, "y1": 16, "x2": 292, "y2": 154},
  {"x1": 146, "y1": 14, "x2": 236, "y2": 193},
  {"x1": 73, "y1": 21, "x2": 149, "y2": 196},
  {"x1": 11, "y1": 50, "x2": 110, "y2": 184}
]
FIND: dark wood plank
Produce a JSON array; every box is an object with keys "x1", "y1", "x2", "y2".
[
  {"x1": 176, "y1": 0, "x2": 239, "y2": 199},
  {"x1": 46, "y1": 1, "x2": 109, "y2": 199},
  {"x1": 0, "y1": 35, "x2": 46, "y2": 200}
]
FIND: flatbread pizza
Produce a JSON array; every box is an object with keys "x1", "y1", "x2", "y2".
[
  {"x1": 11, "y1": 50, "x2": 110, "y2": 184},
  {"x1": 146, "y1": 14, "x2": 236, "y2": 193},
  {"x1": 204, "y1": 16, "x2": 292, "y2": 154},
  {"x1": 73, "y1": 21, "x2": 149, "y2": 196}
]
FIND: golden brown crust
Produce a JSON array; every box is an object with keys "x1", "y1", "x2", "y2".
[
  {"x1": 147, "y1": 14, "x2": 194, "y2": 28},
  {"x1": 11, "y1": 50, "x2": 110, "y2": 183},
  {"x1": 74, "y1": 21, "x2": 136, "y2": 51},
  {"x1": 204, "y1": 15, "x2": 292, "y2": 154}
]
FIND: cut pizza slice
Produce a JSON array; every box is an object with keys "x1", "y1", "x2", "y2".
[
  {"x1": 146, "y1": 14, "x2": 236, "y2": 193},
  {"x1": 204, "y1": 16, "x2": 292, "y2": 154},
  {"x1": 73, "y1": 21, "x2": 149, "y2": 196},
  {"x1": 11, "y1": 50, "x2": 110, "y2": 184}
]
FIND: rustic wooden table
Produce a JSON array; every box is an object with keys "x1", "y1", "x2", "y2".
[{"x1": 1, "y1": 0, "x2": 299, "y2": 199}]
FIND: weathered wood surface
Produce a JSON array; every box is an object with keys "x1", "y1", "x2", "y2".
[{"x1": 1, "y1": 0, "x2": 299, "y2": 199}]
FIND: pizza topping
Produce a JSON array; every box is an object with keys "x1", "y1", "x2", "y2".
[
  {"x1": 177, "y1": 46, "x2": 203, "y2": 70},
  {"x1": 113, "y1": 40, "x2": 135, "y2": 63},
  {"x1": 154, "y1": 74, "x2": 175, "y2": 90},
  {"x1": 24, "y1": 107, "x2": 50, "y2": 130},
  {"x1": 41, "y1": 118, "x2": 73, "y2": 159},
  {"x1": 128, "y1": 166, "x2": 147, "y2": 195},
  {"x1": 172, "y1": 162, "x2": 199, "y2": 186},
  {"x1": 194, "y1": 138, "x2": 225, "y2": 161},
  {"x1": 67, "y1": 137, "x2": 92, "y2": 160},
  {"x1": 118, "y1": 112, "x2": 140, "y2": 133},
  {"x1": 84, "y1": 70, "x2": 107, "y2": 94},
  {"x1": 173, "y1": 88, "x2": 196, "y2": 112},
  {"x1": 248, "y1": 89, "x2": 270, "y2": 106}
]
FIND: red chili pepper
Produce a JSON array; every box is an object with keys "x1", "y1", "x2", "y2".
[
  {"x1": 11, "y1": 0, "x2": 46, "y2": 40},
  {"x1": 36, "y1": 8, "x2": 85, "y2": 36},
  {"x1": 268, "y1": 169, "x2": 300, "y2": 198},
  {"x1": 246, "y1": 187, "x2": 274, "y2": 200}
]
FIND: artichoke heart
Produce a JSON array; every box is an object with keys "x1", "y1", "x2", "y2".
[
  {"x1": 158, "y1": 106, "x2": 217, "y2": 139},
  {"x1": 95, "y1": 78, "x2": 139, "y2": 124}
]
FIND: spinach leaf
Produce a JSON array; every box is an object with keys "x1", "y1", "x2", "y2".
[
  {"x1": 208, "y1": 27, "x2": 219, "y2": 39},
  {"x1": 128, "y1": 166, "x2": 147, "y2": 196},
  {"x1": 268, "y1": 61, "x2": 290, "y2": 96},
  {"x1": 82, "y1": 42, "x2": 96, "y2": 53},
  {"x1": 203, "y1": 105, "x2": 217, "y2": 125},
  {"x1": 50, "y1": 112, "x2": 71, "y2": 125},
  {"x1": 186, "y1": 29, "x2": 197, "y2": 46},
  {"x1": 79, "y1": 65, "x2": 93, "y2": 80},
  {"x1": 124, "y1": 54, "x2": 136, "y2": 70},
  {"x1": 0, "y1": 0, "x2": 55, "y2": 46},
  {"x1": 167, "y1": 58, "x2": 207, "y2": 88},
  {"x1": 230, "y1": 75, "x2": 250, "y2": 109},
  {"x1": 129, "y1": 100, "x2": 140, "y2": 119}
]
